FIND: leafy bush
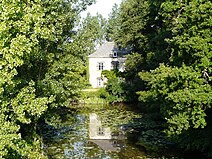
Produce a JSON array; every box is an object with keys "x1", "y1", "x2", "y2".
[{"x1": 104, "y1": 78, "x2": 126, "y2": 103}]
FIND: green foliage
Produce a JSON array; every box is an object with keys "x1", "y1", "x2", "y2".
[
  {"x1": 98, "y1": 70, "x2": 126, "y2": 103},
  {"x1": 101, "y1": 69, "x2": 120, "y2": 80},
  {"x1": 77, "y1": 13, "x2": 106, "y2": 56},
  {"x1": 104, "y1": 78, "x2": 126, "y2": 103},
  {"x1": 41, "y1": 54, "x2": 87, "y2": 107},
  {"x1": 160, "y1": 0, "x2": 212, "y2": 70},
  {"x1": 108, "y1": 0, "x2": 212, "y2": 155},
  {"x1": 113, "y1": 0, "x2": 150, "y2": 52},
  {"x1": 105, "y1": 0, "x2": 170, "y2": 102},
  {"x1": 11, "y1": 81, "x2": 54, "y2": 124},
  {"x1": 106, "y1": 3, "x2": 121, "y2": 41},
  {"x1": 97, "y1": 88, "x2": 110, "y2": 99},
  {"x1": 0, "y1": 0, "x2": 95, "y2": 157},
  {"x1": 124, "y1": 53, "x2": 145, "y2": 79},
  {"x1": 108, "y1": 0, "x2": 169, "y2": 69},
  {"x1": 138, "y1": 64, "x2": 212, "y2": 135},
  {"x1": 100, "y1": 77, "x2": 138, "y2": 103},
  {"x1": 79, "y1": 89, "x2": 108, "y2": 104}
]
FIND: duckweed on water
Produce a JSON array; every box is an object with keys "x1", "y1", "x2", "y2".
[{"x1": 39, "y1": 104, "x2": 195, "y2": 159}]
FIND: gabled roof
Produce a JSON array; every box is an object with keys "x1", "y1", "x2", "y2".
[
  {"x1": 89, "y1": 42, "x2": 116, "y2": 58},
  {"x1": 88, "y1": 42, "x2": 131, "y2": 58}
]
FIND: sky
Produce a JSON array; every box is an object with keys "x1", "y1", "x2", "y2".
[{"x1": 81, "y1": 0, "x2": 122, "y2": 19}]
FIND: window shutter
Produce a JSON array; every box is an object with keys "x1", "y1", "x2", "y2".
[{"x1": 96, "y1": 62, "x2": 99, "y2": 70}]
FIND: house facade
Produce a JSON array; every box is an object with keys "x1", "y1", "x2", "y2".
[{"x1": 88, "y1": 42, "x2": 129, "y2": 88}]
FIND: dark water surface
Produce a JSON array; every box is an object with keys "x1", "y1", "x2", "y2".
[{"x1": 40, "y1": 105, "x2": 204, "y2": 159}]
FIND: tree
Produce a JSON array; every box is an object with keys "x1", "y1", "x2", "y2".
[
  {"x1": 106, "y1": 0, "x2": 212, "y2": 155},
  {"x1": 114, "y1": 0, "x2": 150, "y2": 53},
  {"x1": 0, "y1": 0, "x2": 95, "y2": 157},
  {"x1": 137, "y1": 0, "x2": 212, "y2": 154},
  {"x1": 106, "y1": 0, "x2": 171, "y2": 89},
  {"x1": 160, "y1": 0, "x2": 212, "y2": 70},
  {"x1": 138, "y1": 64, "x2": 212, "y2": 134},
  {"x1": 106, "y1": 3, "x2": 121, "y2": 41},
  {"x1": 75, "y1": 13, "x2": 106, "y2": 58}
]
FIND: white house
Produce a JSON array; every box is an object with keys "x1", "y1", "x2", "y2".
[{"x1": 88, "y1": 42, "x2": 129, "y2": 88}]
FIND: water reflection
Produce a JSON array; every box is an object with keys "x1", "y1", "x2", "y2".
[
  {"x1": 41, "y1": 106, "x2": 188, "y2": 159},
  {"x1": 89, "y1": 113, "x2": 125, "y2": 152},
  {"x1": 89, "y1": 113, "x2": 112, "y2": 140}
]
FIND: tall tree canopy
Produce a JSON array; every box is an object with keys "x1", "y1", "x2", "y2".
[
  {"x1": 106, "y1": 0, "x2": 212, "y2": 155},
  {"x1": 0, "y1": 0, "x2": 95, "y2": 158}
]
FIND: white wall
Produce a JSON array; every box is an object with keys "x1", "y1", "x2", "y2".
[
  {"x1": 89, "y1": 57, "x2": 111, "y2": 88},
  {"x1": 89, "y1": 57, "x2": 126, "y2": 88}
]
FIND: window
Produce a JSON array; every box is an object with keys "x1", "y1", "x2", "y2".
[
  {"x1": 98, "y1": 62, "x2": 104, "y2": 70},
  {"x1": 98, "y1": 127, "x2": 104, "y2": 135},
  {"x1": 111, "y1": 61, "x2": 119, "y2": 69},
  {"x1": 113, "y1": 52, "x2": 117, "y2": 57},
  {"x1": 97, "y1": 78, "x2": 102, "y2": 87},
  {"x1": 97, "y1": 78, "x2": 104, "y2": 87}
]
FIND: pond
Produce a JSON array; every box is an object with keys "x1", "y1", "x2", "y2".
[{"x1": 39, "y1": 104, "x2": 202, "y2": 159}]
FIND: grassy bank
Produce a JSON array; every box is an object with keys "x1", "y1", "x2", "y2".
[{"x1": 78, "y1": 88, "x2": 108, "y2": 105}]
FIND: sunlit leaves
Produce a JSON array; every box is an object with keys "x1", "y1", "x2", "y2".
[
  {"x1": 11, "y1": 81, "x2": 52, "y2": 123},
  {"x1": 138, "y1": 64, "x2": 212, "y2": 135},
  {"x1": 0, "y1": 0, "x2": 95, "y2": 157},
  {"x1": 0, "y1": 113, "x2": 22, "y2": 158},
  {"x1": 161, "y1": 0, "x2": 212, "y2": 69},
  {"x1": 112, "y1": 0, "x2": 150, "y2": 51},
  {"x1": 41, "y1": 55, "x2": 87, "y2": 107},
  {"x1": 107, "y1": 0, "x2": 212, "y2": 154}
]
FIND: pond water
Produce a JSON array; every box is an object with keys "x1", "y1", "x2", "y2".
[{"x1": 39, "y1": 104, "x2": 201, "y2": 159}]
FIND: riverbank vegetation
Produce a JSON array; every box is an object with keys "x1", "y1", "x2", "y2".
[
  {"x1": 100, "y1": 0, "x2": 212, "y2": 157},
  {"x1": 0, "y1": 0, "x2": 211, "y2": 158},
  {"x1": 0, "y1": 0, "x2": 107, "y2": 158}
]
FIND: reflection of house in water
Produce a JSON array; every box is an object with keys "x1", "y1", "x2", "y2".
[
  {"x1": 89, "y1": 113, "x2": 125, "y2": 152},
  {"x1": 89, "y1": 113, "x2": 111, "y2": 140}
]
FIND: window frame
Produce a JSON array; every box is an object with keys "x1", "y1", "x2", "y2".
[
  {"x1": 97, "y1": 127, "x2": 104, "y2": 136},
  {"x1": 97, "y1": 78, "x2": 103, "y2": 87},
  {"x1": 113, "y1": 52, "x2": 117, "y2": 57},
  {"x1": 98, "y1": 62, "x2": 104, "y2": 70},
  {"x1": 111, "y1": 61, "x2": 119, "y2": 69}
]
